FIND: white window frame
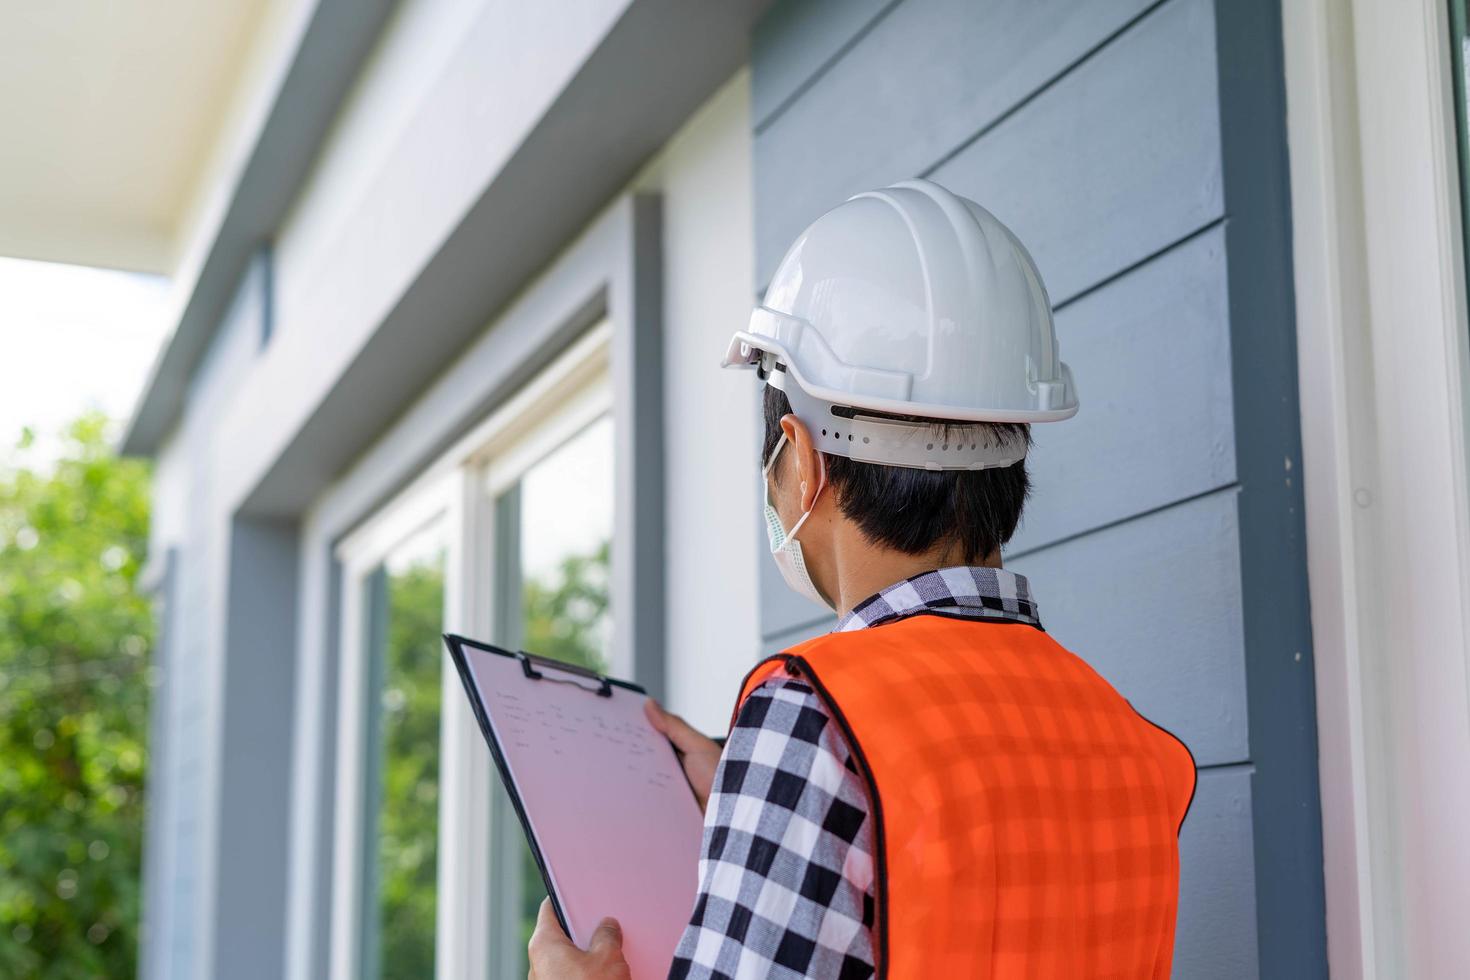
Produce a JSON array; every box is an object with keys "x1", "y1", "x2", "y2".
[
  {"x1": 286, "y1": 194, "x2": 662, "y2": 980},
  {"x1": 329, "y1": 471, "x2": 456, "y2": 980},
  {"x1": 1283, "y1": 1, "x2": 1470, "y2": 977},
  {"x1": 327, "y1": 323, "x2": 613, "y2": 980}
]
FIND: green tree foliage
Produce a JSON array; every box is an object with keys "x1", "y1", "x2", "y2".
[
  {"x1": 522, "y1": 540, "x2": 611, "y2": 674},
  {"x1": 370, "y1": 558, "x2": 445, "y2": 980},
  {"x1": 0, "y1": 415, "x2": 153, "y2": 979},
  {"x1": 513, "y1": 540, "x2": 612, "y2": 962},
  {"x1": 363, "y1": 536, "x2": 611, "y2": 977}
]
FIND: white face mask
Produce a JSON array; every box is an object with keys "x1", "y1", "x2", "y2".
[{"x1": 762, "y1": 434, "x2": 834, "y2": 611}]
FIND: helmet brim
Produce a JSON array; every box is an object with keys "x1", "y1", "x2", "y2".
[{"x1": 722, "y1": 328, "x2": 1079, "y2": 425}]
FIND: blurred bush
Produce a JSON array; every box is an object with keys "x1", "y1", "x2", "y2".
[{"x1": 0, "y1": 414, "x2": 152, "y2": 979}]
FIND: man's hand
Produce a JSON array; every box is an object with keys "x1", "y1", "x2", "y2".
[
  {"x1": 644, "y1": 699, "x2": 722, "y2": 811},
  {"x1": 528, "y1": 898, "x2": 630, "y2": 980}
]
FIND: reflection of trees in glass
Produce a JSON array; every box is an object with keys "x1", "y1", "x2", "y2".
[
  {"x1": 522, "y1": 540, "x2": 610, "y2": 673},
  {"x1": 515, "y1": 540, "x2": 611, "y2": 956},
  {"x1": 0, "y1": 416, "x2": 151, "y2": 978},
  {"x1": 375, "y1": 559, "x2": 444, "y2": 980}
]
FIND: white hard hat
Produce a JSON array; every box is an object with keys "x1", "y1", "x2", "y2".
[{"x1": 723, "y1": 178, "x2": 1078, "y2": 470}]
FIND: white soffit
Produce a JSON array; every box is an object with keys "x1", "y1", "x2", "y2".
[{"x1": 0, "y1": 0, "x2": 276, "y2": 273}]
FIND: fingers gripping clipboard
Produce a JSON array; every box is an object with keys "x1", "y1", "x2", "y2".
[{"x1": 443, "y1": 634, "x2": 704, "y2": 978}]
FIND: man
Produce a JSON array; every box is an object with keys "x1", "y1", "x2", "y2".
[{"x1": 529, "y1": 179, "x2": 1196, "y2": 978}]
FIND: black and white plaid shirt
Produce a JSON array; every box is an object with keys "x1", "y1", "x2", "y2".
[{"x1": 669, "y1": 567, "x2": 1040, "y2": 979}]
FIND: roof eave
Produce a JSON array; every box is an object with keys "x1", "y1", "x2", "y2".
[{"x1": 120, "y1": 0, "x2": 396, "y2": 457}]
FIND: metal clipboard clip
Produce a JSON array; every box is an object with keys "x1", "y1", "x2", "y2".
[{"x1": 517, "y1": 650, "x2": 613, "y2": 698}]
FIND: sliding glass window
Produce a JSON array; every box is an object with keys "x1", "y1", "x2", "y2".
[
  {"x1": 485, "y1": 405, "x2": 614, "y2": 978},
  {"x1": 359, "y1": 521, "x2": 447, "y2": 979},
  {"x1": 331, "y1": 324, "x2": 614, "y2": 980}
]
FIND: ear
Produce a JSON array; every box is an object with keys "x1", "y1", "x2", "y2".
[{"x1": 780, "y1": 414, "x2": 825, "y2": 512}]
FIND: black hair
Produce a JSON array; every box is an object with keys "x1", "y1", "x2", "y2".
[{"x1": 762, "y1": 384, "x2": 1030, "y2": 564}]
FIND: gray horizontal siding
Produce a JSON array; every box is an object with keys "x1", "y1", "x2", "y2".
[
  {"x1": 926, "y1": 0, "x2": 1221, "y2": 303},
  {"x1": 1013, "y1": 224, "x2": 1235, "y2": 554},
  {"x1": 752, "y1": 0, "x2": 1322, "y2": 973},
  {"x1": 1007, "y1": 488, "x2": 1247, "y2": 767},
  {"x1": 1176, "y1": 766, "x2": 1259, "y2": 978},
  {"x1": 751, "y1": 0, "x2": 897, "y2": 128},
  {"x1": 757, "y1": 0, "x2": 1225, "y2": 640},
  {"x1": 754, "y1": 0, "x2": 1164, "y2": 285},
  {"x1": 763, "y1": 490, "x2": 1250, "y2": 769},
  {"x1": 762, "y1": 616, "x2": 834, "y2": 658}
]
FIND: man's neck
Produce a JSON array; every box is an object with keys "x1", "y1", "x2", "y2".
[{"x1": 827, "y1": 528, "x2": 1001, "y2": 618}]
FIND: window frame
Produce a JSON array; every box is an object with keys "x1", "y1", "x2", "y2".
[
  {"x1": 297, "y1": 194, "x2": 662, "y2": 980},
  {"x1": 329, "y1": 474, "x2": 455, "y2": 980},
  {"x1": 327, "y1": 324, "x2": 614, "y2": 980}
]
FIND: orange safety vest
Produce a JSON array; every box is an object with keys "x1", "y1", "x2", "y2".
[{"x1": 733, "y1": 613, "x2": 1196, "y2": 979}]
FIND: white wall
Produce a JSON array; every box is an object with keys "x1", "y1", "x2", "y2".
[
  {"x1": 632, "y1": 71, "x2": 761, "y2": 732},
  {"x1": 213, "y1": 0, "x2": 634, "y2": 516}
]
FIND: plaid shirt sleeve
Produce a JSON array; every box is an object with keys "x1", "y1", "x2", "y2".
[{"x1": 668, "y1": 678, "x2": 876, "y2": 980}]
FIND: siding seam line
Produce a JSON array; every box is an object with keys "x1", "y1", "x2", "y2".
[
  {"x1": 753, "y1": 0, "x2": 907, "y2": 135},
  {"x1": 1053, "y1": 216, "x2": 1227, "y2": 313},
  {"x1": 1195, "y1": 760, "x2": 1252, "y2": 773},
  {"x1": 917, "y1": 0, "x2": 1175, "y2": 181},
  {"x1": 1006, "y1": 481, "x2": 1238, "y2": 562},
  {"x1": 766, "y1": 478, "x2": 1240, "y2": 641}
]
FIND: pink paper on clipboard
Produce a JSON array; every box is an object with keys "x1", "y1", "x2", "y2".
[{"x1": 449, "y1": 636, "x2": 704, "y2": 979}]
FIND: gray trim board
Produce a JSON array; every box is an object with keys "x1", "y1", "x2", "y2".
[
  {"x1": 1213, "y1": 0, "x2": 1327, "y2": 973},
  {"x1": 213, "y1": 517, "x2": 300, "y2": 980},
  {"x1": 612, "y1": 195, "x2": 667, "y2": 696},
  {"x1": 356, "y1": 566, "x2": 389, "y2": 980},
  {"x1": 137, "y1": 549, "x2": 178, "y2": 980}
]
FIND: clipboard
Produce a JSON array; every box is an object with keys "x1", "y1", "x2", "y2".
[{"x1": 442, "y1": 633, "x2": 704, "y2": 978}]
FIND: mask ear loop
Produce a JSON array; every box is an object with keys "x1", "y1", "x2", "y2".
[
  {"x1": 783, "y1": 445, "x2": 826, "y2": 541},
  {"x1": 762, "y1": 433, "x2": 788, "y2": 481}
]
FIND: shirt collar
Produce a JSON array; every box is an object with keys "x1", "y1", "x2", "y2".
[{"x1": 835, "y1": 566, "x2": 1041, "y2": 632}]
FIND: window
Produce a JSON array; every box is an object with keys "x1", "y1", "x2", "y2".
[
  {"x1": 360, "y1": 523, "x2": 446, "y2": 979},
  {"x1": 333, "y1": 475, "x2": 456, "y2": 980},
  {"x1": 483, "y1": 374, "x2": 614, "y2": 978},
  {"x1": 332, "y1": 323, "x2": 615, "y2": 980}
]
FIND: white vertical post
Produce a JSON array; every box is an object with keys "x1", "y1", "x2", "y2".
[
  {"x1": 1283, "y1": 0, "x2": 1470, "y2": 976},
  {"x1": 437, "y1": 468, "x2": 496, "y2": 979}
]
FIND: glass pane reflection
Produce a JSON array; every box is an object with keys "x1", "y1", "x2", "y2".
[
  {"x1": 363, "y1": 523, "x2": 445, "y2": 980},
  {"x1": 491, "y1": 414, "x2": 613, "y2": 977}
]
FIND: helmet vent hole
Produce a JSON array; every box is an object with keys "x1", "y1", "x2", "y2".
[
  {"x1": 821, "y1": 429, "x2": 827, "y2": 436},
  {"x1": 926, "y1": 443, "x2": 934, "y2": 451},
  {"x1": 862, "y1": 437, "x2": 870, "y2": 444}
]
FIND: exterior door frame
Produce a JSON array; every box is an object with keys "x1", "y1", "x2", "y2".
[{"x1": 1282, "y1": 0, "x2": 1470, "y2": 976}]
